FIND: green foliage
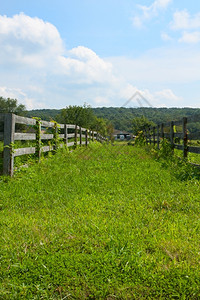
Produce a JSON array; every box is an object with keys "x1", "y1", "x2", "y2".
[
  {"x1": 57, "y1": 104, "x2": 109, "y2": 137},
  {"x1": 32, "y1": 117, "x2": 42, "y2": 159},
  {"x1": 0, "y1": 96, "x2": 26, "y2": 115},
  {"x1": 58, "y1": 104, "x2": 95, "y2": 128},
  {"x1": 91, "y1": 116, "x2": 107, "y2": 136},
  {"x1": 27, "y1": 107, "x2": 200, "y2": 132},
  {"x1": 0, "y1": 97, "x2": 26, "y2": 132},
  {"x1": 132, "y1": 116, "x2": 156, "y2": 135},
  {"x1": 106, "y1": 121, "x2": 114, "y2": 142},
  {"x1": 92, "y1": 107, "x2": 200, "y2": 132},
  {"x1": 134, "y1": 130, "x2": 146, "y2": 146},
  {"x1": 0, "y1": 144, "x2": 200, "y2": 298},
  {"x1": 156, "y1": 139, "x2": 174, "y2": 159},
  {"x1": 52, "y1": 120, "x2": 61, "y2": 152},
  {"x1": 26, "y1": 109, "x2": 62, "y2": 121},
  {"x1": 149, "y1": 139, "x2": 200, "y2": 181}
]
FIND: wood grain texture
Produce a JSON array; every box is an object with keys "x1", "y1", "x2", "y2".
[
  {"x1": 41, "y1": 134, "x2": 54, "y2": 140},
  {"x1": 15, "y1": 115, "x2": 36, "y2": 126},
  {"x1": 14, "y1": 133, "x2": 36, "y2": 141},
  {"x1": 66, "y1": 124, "x2": 76, "y2": 129},
  {"x1": 67, "y1": 133, "x2": 75, "y2": 138},
  {"x1": 14, "y1": 147, "x2": 36, "y2": 157}
]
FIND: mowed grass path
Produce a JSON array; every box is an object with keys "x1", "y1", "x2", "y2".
[{"x1": 0, "y1": 143, "x2": 200, "y2": 299}]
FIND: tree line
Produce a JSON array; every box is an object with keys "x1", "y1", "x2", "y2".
[
  {"x1": 0, "y1": 98, "x2": 114, "y2": 138},
  {"x1": 1, "y1": 96, "x2": 200, "y2": 136},
  {"x1": 26, "y1": 105, "x2": 200, "y2": 135}
]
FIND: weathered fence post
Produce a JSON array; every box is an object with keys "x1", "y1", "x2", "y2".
[
  {"x1": 157, "y1": 125, "x2": 160, "y2": 149},
  {"x1": 92, "y1": 131, "x2": 94, "y2": 142},
  {"x1": 144, "y1": 129, "x2": 147, "y2": 144},
  {"x1": 53, "y1": 122, "x2": 58, "y2": 152},
  {"x1": 36, "y1": 119, "x2": 41, "y2": 160},
  {"x1": 64, "y1": 124, "x2": 68, "y2": 146},
  {"x1": 170, "y1": 121, "x2": 174, "y2": 150},
  {"x1": 87, "y1": 130, "x2": 90, "y2": 143},
  {"x1": 3, "y1": 113, "x2": 15, "y2": 176},
  {"x1": 85, "y1": 129, "x2": 88, "y2": 146},
  {"x1": 75, "y1": 125, "x2": 78, "y2": 148},
  {"x1": 80, "y1": 127, "x2": 82, "y2": 146},
  {"x1": 149, "y1": 127, "x2": 152, "y2": 145},
  {"x1": 183, "y1": 117, "x2": 188, "y2": 158}
]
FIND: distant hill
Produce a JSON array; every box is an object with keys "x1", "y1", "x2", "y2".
[
  {"x1": 26, "y1": 109, "x2": 62, "y2": 121},
  {"x1": 27, "y1": 107, "x2": 200, "y2": 133}
]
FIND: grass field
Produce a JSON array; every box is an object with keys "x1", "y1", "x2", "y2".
[{"x1": 0, "y1": 143, "x2": 200, "y2": 299}]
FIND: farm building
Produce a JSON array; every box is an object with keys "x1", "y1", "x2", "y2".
[{"x1": 113, "y1": 130, "x2": 135, "y2": 140}]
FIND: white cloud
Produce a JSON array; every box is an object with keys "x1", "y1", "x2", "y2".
[
  {"x1": 133, "y1": 0, "x2": 172, "y2": 27},
  {"x1": 0, "y1": 13, "x2": 64, "y2": 68},
  {"x1": 0, "y1": 13, "x2": 198, "y2": 109},
  {"x1": 170, "y1": 10, "x2": 200, "y2": 44},
  {"x1": 58, "y1": 46, "x2": 114, "y2": 84},
  {"x1": 154, "y1": 89, "x2": 181, "y2": 101},
  {"x1": 0, "y1": 13, "x2": 113, "y2": 85},
  {"x1": 117, "y1": 85, "x2": 181, "y2": 108},
  {"x1": 141, "y1": 88, "x2": 181, "y2": 107},
  {"x1": 161, "y1": 32, "x2": 173, "y2": 41},
  {"x1": 93, "y1": 96, "x2": 111, "y2": 106},
  {"x1": 0, "y1": 13, "x2": 63, "y2": 48},
  {"x1": 179, "y1": 31, "x2": 200, "y2": 44},
  {"x1": 152, "y1": 0, "x2": 173, "y2": 10},
  {"x1": 0, "y1": 13, "x2": 117, "y2": 108},
  {"x1": 0, "y1": 86, "x2": 45, "y2": 110},
  {"x1": 108, "y1": 46, "x2": 200, "y2": 85},
  {"x1": 171, "y1": 10, "x2": 200, "y2": 31},
  {"x1": 132, "y1": 16, "x2": 143, "y2": 28}
]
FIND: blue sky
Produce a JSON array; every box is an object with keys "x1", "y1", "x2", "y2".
[{"x1": 0, "y1": 0, "x2": 200, "y2": 109}]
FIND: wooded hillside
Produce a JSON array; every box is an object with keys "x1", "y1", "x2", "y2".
[{"x1": 26, "y1": 107, "x2": 200, "y2": 133}]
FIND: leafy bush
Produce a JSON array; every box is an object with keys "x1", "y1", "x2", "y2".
[
  {"x1": 135, "y1": 130, "x2": 146, "y2": 146},
  {"x1": 149, "y1": 139, "x2": 200, "y2": 181}
]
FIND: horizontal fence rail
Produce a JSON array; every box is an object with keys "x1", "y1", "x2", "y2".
[
  {"x1": 0, "y1": 113, "x2": 106, "y2": 176},
  {"x1": 144, "y1": 116, "x2": 200, "y2": 161}
]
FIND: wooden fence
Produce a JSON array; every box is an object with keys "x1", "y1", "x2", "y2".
[
  {"x1": 144, "y1": 117, "x2": 200, "y2": 160},
  {"x1": 0, "y1": 113, "x2": 105, "y2": 176}
]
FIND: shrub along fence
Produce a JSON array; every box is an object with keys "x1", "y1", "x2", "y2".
[
  {"x1": 144, "y1": 116, "x2": 200, "y2": 160},
  {"x1": 0, "y1": 113, "x2": 105, "y2": 176}
]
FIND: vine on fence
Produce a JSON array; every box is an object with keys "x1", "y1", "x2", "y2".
[
  {"x1": 33, "y1": 117, "x2": 42, "y2": 160},
  {"x1": 1, "y1": 113, "x2": 105, "y2": 176},
  {"x1": 52, "y1": 120, "x2": 61, "y2": 152}
]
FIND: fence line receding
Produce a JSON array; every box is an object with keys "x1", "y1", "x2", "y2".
[
  {"x1": 144, "y1": 116, "x2": 200, "y2": 161},
  {"x1": 0, "y1": 113, "x2": 105, "y2": 176}
]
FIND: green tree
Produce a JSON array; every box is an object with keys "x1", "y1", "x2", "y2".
[
  {"x1": 58, "y1": 104, "x2": 95, "y2": 128},
  {"x1": 0, "y1": 97, "x2": 26, "y2": 115},
  {"x1": 132, "y1": 116, "x2": 155, "y2": 135},
  {"x1": 91, "y1": 116, "x2": 107, "y2": 136}
]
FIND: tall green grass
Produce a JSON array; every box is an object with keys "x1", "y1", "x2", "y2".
[{"x1": 0, "y1": 143, "x2": 200, "y2": 299}]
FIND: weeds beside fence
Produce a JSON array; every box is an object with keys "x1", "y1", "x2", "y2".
[
  {"x1": 144, "y1": 116, "x2": 200, "y2": 164},
  {"x1": 0, "y1": 113, "x2": 105, "y2": 176}
]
